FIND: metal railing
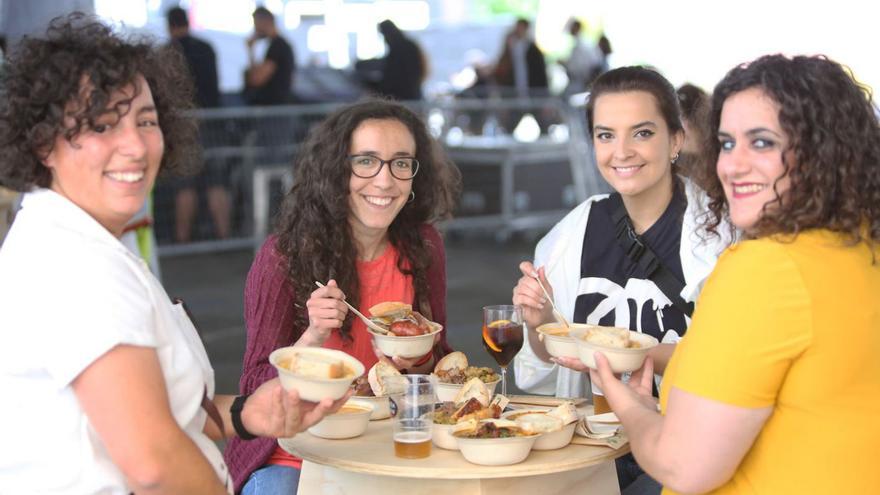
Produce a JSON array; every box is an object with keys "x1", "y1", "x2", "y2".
[{"x1": 152, "y1": 97, "x2": 607, "y2": 256}]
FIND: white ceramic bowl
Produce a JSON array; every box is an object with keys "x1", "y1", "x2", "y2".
[
  {"x1": 369, "y1": 324, "x2": 442, "y2": 359},
  {"x1": 535, "y1": 323, "x2": 594, "y2": 359},
  {"x1": 431, "y1": 423, "x2": 459, "y2": 450},
  {"x1": 307, "y1": 400, "x2": 374, "y2": 439},
  {"x1": 454, "y1": 434, "x2": 539, "y2": 466},
  {"x1": 501, "y1": 409, "x2": 576, "y2": 450},
  {"x1": 434, "y1": 378, "x2": 501, "y2": 403},
  {"x1": 571, "y1": 327, "x2": 659, "y2": 373},
  {"x1": 269, "y1": 346, "x2": 365, "y2": 402}
]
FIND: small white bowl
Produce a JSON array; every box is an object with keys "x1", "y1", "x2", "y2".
[
  {"x1": 431, "y1": 423, "x2": 459, "y2": 450},
  {"x1": 501, "y1": 409, "x2": 575, "y2": 450},
  {"x1": 369, "y1": 324, "x2": 442, "y2": 359},
  {"x1": 534, "y1": 422, "x2": 576, "y2": 450},
  {"x1": 434, "y1": 378, "x2": 501, "y2": 403},
  {"x1": 454, "y1": 434, "x2": 539, "y2": 466},
  {"x1": 571, "y1": 328, "x2": 659, "y2": 373},
  {"x1": 269, "y1": 347, "x2": 364, "y2": 402},
  {"x1": 535, "y1": 323, "x2": 594, "y2": 359},
  {"x1": 307, "y1": 400, "x2": 374, "y2": 439}
]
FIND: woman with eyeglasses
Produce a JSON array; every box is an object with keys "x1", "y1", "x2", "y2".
[{"x1": 224, "y1": 98, "x2": 462, "y2": 494}]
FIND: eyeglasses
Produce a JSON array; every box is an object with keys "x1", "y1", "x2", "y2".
[{"x1": 347, "y1": 154, "x2": 419, "y2": 180}]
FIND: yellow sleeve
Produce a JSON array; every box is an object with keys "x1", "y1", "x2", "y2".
[{"x1": 671, "y1": 240, "x2": 812, "y2": 408}]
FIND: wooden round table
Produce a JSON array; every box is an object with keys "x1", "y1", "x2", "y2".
[{"x1": 279, "y1": 418, "x2": 628, "y2": 494}]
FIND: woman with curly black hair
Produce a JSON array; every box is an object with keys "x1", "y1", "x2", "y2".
[
  {"x1": 588, "y1": 55, "x2": 880, "y2": 494},
  {"x1": 224, "y1": 98, "x2": 461, "y2": 494},
  {"x1": 0, "y1": 14, "x2": 345, "y2": 494}
]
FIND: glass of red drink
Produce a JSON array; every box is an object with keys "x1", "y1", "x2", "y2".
[{"x1": 481, "y1": 305, "x2": 524, "y2": 396}]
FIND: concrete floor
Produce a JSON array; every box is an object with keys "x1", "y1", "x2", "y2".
[{"x1": 162, "y1": 234, "x2": 541, "y2": 396}]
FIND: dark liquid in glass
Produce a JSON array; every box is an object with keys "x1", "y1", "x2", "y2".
[{"x1": 482, "y1": 321, "x2": 524, "y2": 367}]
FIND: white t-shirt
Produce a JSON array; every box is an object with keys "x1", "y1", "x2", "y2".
[{"x1": 0, "y1": 189, "x2": 231, "y2": 494}]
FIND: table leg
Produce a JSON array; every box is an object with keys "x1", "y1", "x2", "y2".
[{"x1": 298, "y1": 459, "x2": 620, "y2": 495}]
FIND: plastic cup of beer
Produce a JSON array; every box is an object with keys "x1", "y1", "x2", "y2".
[
  {"x1": 391, "y1": 374, "x2": 434, "y2": 459},
  {"x1": 591, "y1": 382, "x2": 612, "y2": 414}
]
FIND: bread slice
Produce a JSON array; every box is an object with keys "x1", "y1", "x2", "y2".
[
  {"x1": 434, "y1": 351, "x2": 468, "y2": 373},
  {"x1": 547, "y1": 401, "x2": 579, "y2": 425},
  {"x1": 288, "y1": 351, "x2": 346, "y2": 379},
  {"x1": 368, "y1": 301, "x2": 412, "y2": 319},
  {"x1": 453, "y1": 377, "x2": 490, "y2": 407},
  {"x1": 367, "y1": 360, "x2": 403, "y2": 396},
  {"x1": 514, "y1": 413, "x2": 564, "y2": 434},
  {"x1": 583, "y1": 326, "x2": 631, "y2": 348}
]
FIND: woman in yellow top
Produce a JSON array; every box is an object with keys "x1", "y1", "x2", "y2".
[{"x1": 583, "y1": 54, "x2": 880, "y2": 494}]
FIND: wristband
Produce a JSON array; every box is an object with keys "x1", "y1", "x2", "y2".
[
  {"x1": 231, "y1": 394, "x2": 258, "y2": 440},
  {"x1": 411, "y1": 350, "x2": 434, "y2": 368}
]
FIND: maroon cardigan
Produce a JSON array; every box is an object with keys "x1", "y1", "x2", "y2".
[{"x1": 224, "y1": 224, "x2": 451, "y2": 492}]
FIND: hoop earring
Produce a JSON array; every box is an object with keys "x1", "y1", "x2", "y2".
[
  {"x1": 407, "y1": 191, "x2": 415, "y2": 203},
  {"x1": 671, "y1": 152, "x2": 680, "y2": 165}
]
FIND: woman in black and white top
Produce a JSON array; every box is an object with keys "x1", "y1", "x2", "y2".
[{"x1": 512, "y1": 66, "x2": 729, "y2": 492}]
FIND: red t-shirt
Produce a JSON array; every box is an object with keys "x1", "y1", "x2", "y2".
[{"x1": 267, "y1": 242, "x2": 414, "y2": 468}]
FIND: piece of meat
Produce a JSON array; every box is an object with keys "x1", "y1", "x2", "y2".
[
  {"x1": 390, "y1": 319, "x2": 427, "y2": 336},
  {"x1": 350, "y1": 376, "x2": 374, "y2": 396}
]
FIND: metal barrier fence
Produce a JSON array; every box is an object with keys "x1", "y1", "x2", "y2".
[{"x1": 152, "y1": 98, "x2": 609, "y2": 256}]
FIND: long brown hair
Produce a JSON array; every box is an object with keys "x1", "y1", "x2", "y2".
[
  {"x1": 274, "y1": 99, "x2": 461, "y2": 340},
  {"x1": 699, "y1": 54, "x2": 880, "y2": 254}
]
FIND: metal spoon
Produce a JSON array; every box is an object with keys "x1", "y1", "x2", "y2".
[{"x1": 314, "y1": 281, "x2": 389, "y2": 334}]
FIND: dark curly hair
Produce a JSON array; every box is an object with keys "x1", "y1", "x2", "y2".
[
  {"x1": 699, "y1": 54, "x2": 880, "y2": 253},
  {"x1": 586, "y1": 66, "x2": 684, "y2": 174},
  {"x1": 274, "y1": 98, "x2": 461, "y2": 340},
  {"x1": 0, "y1": 13, "x2": 197, "y2": 192}
]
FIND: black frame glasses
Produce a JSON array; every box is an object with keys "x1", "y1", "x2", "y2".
[{"x1": 347, "y1": 154, "x2": 420, "y2": 180}]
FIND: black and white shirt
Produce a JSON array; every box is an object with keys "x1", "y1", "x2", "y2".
[{"x1": 573, "y1": 183, "x2": 689, "y2": 344}]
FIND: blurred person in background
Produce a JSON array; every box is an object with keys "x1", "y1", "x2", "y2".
[
  {"x1": 494, "y1": 18, "x2": 548, "y2": 98},
  {"x1": 587, "y1": 54, "x2": 880, "y2": 495},
  {"x1": 561, "y1": 19, "x2": 603, "y2": 96},
  {"x1": 224, "y1": 98, "x2": 461, "y2": 494},
  {"x1": 244, "y1": 6, "x2": 295, "y2": 106},
  {"x1": 597, "y1": 33, "x2": 613, "y2": 73},
  {"x1": 0, "y1": 14, "x2": 344, "y2": 494},
  {"x1": 675, "y1": 83, "x2": 710, "y2": 179},
  {"x1": 512, "y1": 66, "x2": 728, "y2": 494},
  {"x1": 166, "y1": 6, "x2": 232, "y2": 244},
  {"x1": 375, "y1": 19, "x2": 427, "y2": 101}
]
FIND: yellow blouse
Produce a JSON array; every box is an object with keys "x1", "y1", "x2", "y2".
[{"x1": 661, "y1": 229, "x2": 880, "y2": 494}]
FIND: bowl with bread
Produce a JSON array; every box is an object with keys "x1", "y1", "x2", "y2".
[
  {"x1": 452, "y1": 418, "x2": 539, "y2": 466},
  {"x1": 535, "y1": 322, "x2": 594, "y2": 359},
  {"x1": 367, "y1": 301, "x2": 442, "y2": 359},
  {"x1": 571, "y1": 326, "x2": 659, "y2": 373},
  {"x1": 502, "y1": 402, "x2": 579, "y2": 450},
  {"x1": 269, "y1": 347, "x2": 364, "y2": 402},
  {"x1": 431, "y1": 352, "x2": 501, "y2": 403},
  {"x1": 306, "y1": 399, "x2": 374, "y2": 439},
  {"x1": 350, "y1": 361, "x2": 405, "y2": 420}
]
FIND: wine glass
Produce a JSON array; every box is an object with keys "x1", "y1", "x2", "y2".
[{"x1": 481, "y1": 305, "x2": 524, "y2": 396}]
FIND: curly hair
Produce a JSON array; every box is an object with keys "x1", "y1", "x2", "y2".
[
  {"x1": 698, "y1": 54, "x2": 880, "y2": 253},
  {"x1": 0, "y1": 13, "x2": 197, "y2": 192},
  {"x1": 274, "y1": 98, "x2": 462, "y2": 340}
]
